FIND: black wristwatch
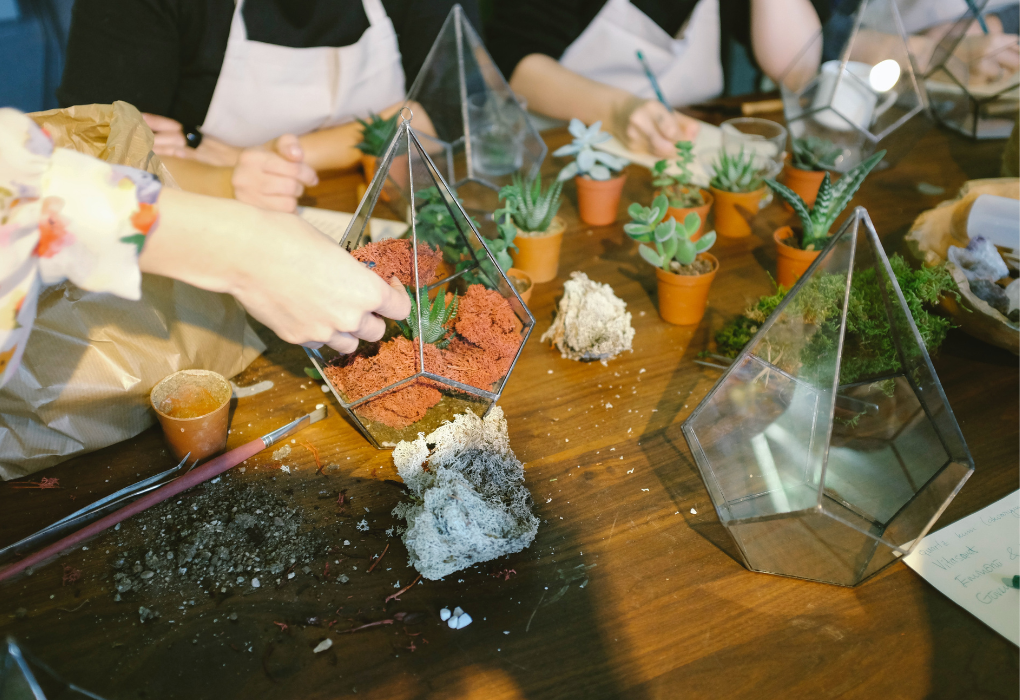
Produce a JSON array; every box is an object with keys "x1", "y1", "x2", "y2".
[{"x1": 184, "y1": 127, "x2": 203, "y2": 149}]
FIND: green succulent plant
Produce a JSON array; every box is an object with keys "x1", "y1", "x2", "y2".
[
  {"x1": 791, "y1": 136, "x2": 842, "y2": 172},
  {"x1": 709, "y1": 148, "x2": 765, "y2": 194},
  {"x1": 497, "y1": 173, "x2": 563, "y2": 234},
  {"x1": 767, "y1": 150, "x2": 885, "y2": 251},
  {"x1": 553, "y1": 119, "x2": 629, "y2": 181},
  {"x1": 625, "y1": 194, "x2": 716, "y2": 271},
  {"x1": 355, "y1": 113, "x2": 399, "y2": 157},
  {"x1": 397, "y1": 285, "x2": 459, "y2": 349},
  {"x1": 652, "y1": 141, "x2": 704, "y2": 208}
]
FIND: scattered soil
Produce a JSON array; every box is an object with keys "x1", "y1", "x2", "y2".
[
  {"x1": 352, "y1": 239, "x2": 442, "y2": 287},
  {"x1": 668, "y1": 257, "x2": 715, "y2": 276}
]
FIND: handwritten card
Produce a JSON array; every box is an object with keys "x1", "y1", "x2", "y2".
[{"x1": 902, "y1": 491, "x2": 1019, "y2": 645}]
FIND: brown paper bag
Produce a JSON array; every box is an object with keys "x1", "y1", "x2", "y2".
[{"x1": 0, "y1": 102, "x2": 265, "y2": 479}]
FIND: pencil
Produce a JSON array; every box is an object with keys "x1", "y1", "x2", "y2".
[{"x1": 636, "y1": 50, "x2": 669, "y2": 107}]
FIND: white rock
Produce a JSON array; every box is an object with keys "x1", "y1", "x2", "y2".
[
  {"x1": 447, "y1": 616, "x2": 459, "y2": 629},
  {"x1": 313, "y1": 638, "x2": 333, "y2": 653},
  {"x1": 456, "y1": 613, "x2": 473, "y2": 629},
  {"x1": 251, "y1": 578, "x2": 260, "y2": 588},
  {"x1": 439, "y1": 608, "x2": 452, "y2": 622},
  {"x1": 453, "y1": 606, "x2": 464, "y2": 617}
]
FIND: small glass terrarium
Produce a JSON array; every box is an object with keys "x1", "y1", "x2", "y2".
[
  {"x1": 780, "y1": 0, "x2": 930, "y2": 171},
  {"x1": 922, "y1": 0, "x2": 1019, "y2": 139},
  {"x1": 307, "y1": 112, "x2": 534, "y2": 448},
  {"x1": 682, "y1": 208, "x2": 974, "y2": 586}
]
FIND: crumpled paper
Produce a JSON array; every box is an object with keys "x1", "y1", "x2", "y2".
[{"x1": 0, "y1": 102, "x2": 264, "y2": 479}]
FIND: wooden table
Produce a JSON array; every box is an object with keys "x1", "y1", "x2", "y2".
[{"x1": 1, "y1": 113, "x2": 1017, "y2": 700}]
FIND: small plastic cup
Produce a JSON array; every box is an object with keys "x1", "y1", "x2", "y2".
[{"x1": 150, "y1": 370, "x2": 232, "y2": 462}]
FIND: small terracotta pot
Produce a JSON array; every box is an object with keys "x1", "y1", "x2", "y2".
[
  {"x1": 780, "y1": 160, "x2": 829, "y2": 211},
  {"x1": 710, "y1": 186, "x2": 766, "y2": 239},
  {"x1": 654, "y1": 253, "x2": 719, "y2": 326},
  {"x1": 506, "y1": 268, "x2": 533, "y2": 305},
  {"x1": 774, "y1": 226, "x2": 820, "y2": 289},
  {"x1": 663, "y1": 188, "x2": 714, "y2": 241},
  {"x1": 575, "y1": 174, "x2": 626, "y2": 226},
  {"x1": 361, "y1": 153, "x2": 391, "y2": 202},
  {"x1": 509, "y1": 217, "x2": 566, "y2": 283},
  {"x1": 150, "y1": 369, "x2": 232, "y2": 462}
]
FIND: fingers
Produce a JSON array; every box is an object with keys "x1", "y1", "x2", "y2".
[
  {"x1": 142, "y1": 113, "x2": 183, "y2": 132},
  {"x1": 374, "y1": 276, "x2": 412, "y2": 321},
  {"x1": 628, "y1": 102, "x2": 683, "y2": 157},
  {"x1": 675, "y1": 112, "x2": 701, "y2": 141},
  {"x1": 353, "y1": 312, "x2": 387, "y2": 343},
  {"x1": 260, "y1": 152, "x2": 319, "y2": 187},
  {"x1": 274, "y1": 134, "x2": 304, "y2": 162},
  {"x1": 326, "y1": 331, "x2": 359, "y2": 355}
]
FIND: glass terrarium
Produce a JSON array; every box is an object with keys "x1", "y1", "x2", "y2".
[
  {"x1": 1, "y1": 637, "x2": 105, "y2": 699},
  {"x1": 780, "y1": 0, "x2": 930, "y2": 171},
  {"x1": 306, "y1": 112, "x2": 535, "y2": 449},
  {"x1": 401, "y1": 4, "x2": 546, "y2": 214},
  {"x1": 682, "y1": 208, "x2": 974, "y2": 586},
  {"x1": 922, "y1": 0, "x2": 1019, "y2": 139}
]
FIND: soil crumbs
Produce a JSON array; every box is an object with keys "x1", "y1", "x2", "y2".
[{"x1": 668, "y1": 257, "x2": 714, "y2": 276}]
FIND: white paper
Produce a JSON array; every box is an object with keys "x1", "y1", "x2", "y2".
[
  {"x1": 902, "y1": 490, "x2": 1020, "y2": 645},
  {"x1": 298, "y1": 206, "x2": 409, "y2": 244},
  {"x1": 593, "y1": 119, "x2": 722, "y2": 187}
]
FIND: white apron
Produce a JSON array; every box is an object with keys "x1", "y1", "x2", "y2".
[
  {"x1": 559, "y1": 0, "x2": 724, "y2": 107},
  {"x1": 200, "y1": 0, "x2": 406, "y2": 147}
]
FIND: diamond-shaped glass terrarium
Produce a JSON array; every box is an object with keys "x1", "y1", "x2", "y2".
[
  {"x1": 682, "y1": 208, "x2": 974, "y2": 586},
  {"x1": 402, "y1": 4, "x2": 546, "y2": 214},
  {"x1": 922, "y1": 0, "x2": 1019, "y2": 139},
  {"x1": 1, "y1": 637, "x2": 105, "y2": 699},
  {"x1": 780, "y1": 0, "x2": 930, "y2": 171},
  {"x1": 307, "y1": 112, "x2": 535, "y2": 448}
]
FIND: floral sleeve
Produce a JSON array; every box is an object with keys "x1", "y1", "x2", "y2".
[{"x1": 0, "y1": 108, "x2": 162, "y2": 388}]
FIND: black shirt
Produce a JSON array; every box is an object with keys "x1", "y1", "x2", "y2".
[
  {"x1": 58, "y1": 0, "x2": 480, "y2": 130},
  {"x1": 485, "y1": 0, "x2": 830, "y2": 83}
]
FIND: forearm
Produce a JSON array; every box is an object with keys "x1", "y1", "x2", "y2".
[
  {"x1": 298, "y1": 103, "x2": 403, "y2": 171},
  {"x1": 750, "y1": 0, "x2": 822, "y2": 90},
  {"x1": 159, "y1": 156, "x2": 235, "y2": 199}
]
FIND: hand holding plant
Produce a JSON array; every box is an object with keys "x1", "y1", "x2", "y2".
[{"x1": 625, "y1": 194, "x2": 716, "y2": 272}]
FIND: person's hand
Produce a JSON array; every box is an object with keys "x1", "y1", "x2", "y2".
[
  {"x1": 142, "y1": 113, "x2": 243, "y2": 166},
  {"x1": 618, "y1": 99, "x2": 701, "y2": 157},
  {"x1": 231, "y1": 135, "x2": 319, "y2": 213},
  {"x1": 955, "y1": 32, "x2": 1019, "y2": 86}
]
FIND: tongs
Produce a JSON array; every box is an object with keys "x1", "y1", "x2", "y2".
[{"x1": 0, "y1": 453, "x2": 197, "y2": 564}]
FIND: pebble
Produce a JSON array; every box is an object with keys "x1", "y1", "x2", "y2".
[
  {"x1": 313, "y1": 638, "x2": 333, "y2": 653},
  {"x1": 139, "y1": 571, "x2": 154, "y2": 580},
  {"x1": 251, "y1": 578, "x2": 260, "y2": 588},
  {"x1": 439, "y1": 608, "x2": 452, "y2": 621}
]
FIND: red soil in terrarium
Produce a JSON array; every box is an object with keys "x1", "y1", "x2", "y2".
[
  {"x1": 352, "y1": 238, "x2": 442, "y2": 287},
  {"x1": 455, "y1": 285, "x2": 524, "y2": 364}
]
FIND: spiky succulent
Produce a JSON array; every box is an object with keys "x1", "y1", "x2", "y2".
[
  {"x1": 625, "y1": 194, "x2": 716, "y2": 271},
  {"x1": 397, "y1": 286, "x2": 459, "y2": 348},
  {"x1": 497, "y1": 173, "x2": 563, "y2": 233},
  {"x1": 553, "y1": 119, "x2": 629, "y2": 181},
  {"x1": 709, "y1": 147, "x2": 765, "y2": 194},
  {"x1": 355, "y1": 112, "x2": 399, "y2": 157},
  {"x1": 652, "y1": 141, "x2": 704, "y2": 208},
  {"x1": 791, "y1": 136, "x2": 842, "y2": 172},
  {"x1": 767, "y1": 150, "x2": 885, "y2": 251}
]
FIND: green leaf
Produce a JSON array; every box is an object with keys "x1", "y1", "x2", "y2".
[
  {"x1": 683, "y1": 212, "x2": 700, "y2": 237},
  {"x1": 654, "y1": 219, "x2": 675, "y2": 243},
  {"x1": 304, "y1": 367, "x2": 322, "y2": 380},
  {"x1": 119, "y1": 233, "x2": 147, "y2": 254},
  {"x1": 639, "y1": 244, "x2": 663, "y2": 267},
  {"x1": 651, "y1": 194, "x2": 669, "y2": 224},
  {"x1": 765, "y1": 178, "x2": 813, "y2": 236},
  {"x1": 694, "y1": 231, "x2": 716, "y2": 253}
]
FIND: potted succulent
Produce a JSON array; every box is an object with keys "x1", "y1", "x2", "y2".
[
  {"x1": 708, "y1": 148, "x2": 767, "y2": 239},
  {"x1": 767, "y1": 150, "x2": 885, "y2": 288},
  {"x1": 554, "y1": 119, "x2": 629, "y2": 226},
  {"x1": 780, "y1": 136, "x2": 842, "y2": 210},
  {"x1": 496, "y1": 173, "x2": 565, "y2": 284},
  {"x1": 625, "y1": 194, "x2": 718, "y2": 325},
  {"x1": 356, "y1": 112, "x2": 399, "y2": 194},
  {"x1": 651, "y1": 140, "x2": 713, "y2": 239}
]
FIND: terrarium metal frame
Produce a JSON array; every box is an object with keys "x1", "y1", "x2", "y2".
[
  {"x1": 306, "y1": 110, "x2": 535, "y2": 450},
  {"x1": 682, "y1": 207, "x2": 975, "y2": 586},
  {"x1": 1, "y1": 637, "x2": 106, "y2": 700}
]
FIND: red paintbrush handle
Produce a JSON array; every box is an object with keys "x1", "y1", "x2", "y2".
[{"x1": 0, "y1": 438, "x2": 268, "y2": 584}]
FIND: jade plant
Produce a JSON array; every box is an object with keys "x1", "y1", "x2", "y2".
[
  {"x1": 767, "y1": 150, "x2": 885, "y2": 251},
  {"x1": 625, "y1": 194, "x2": 716, "y2": 272},
  {"x1": 791, "y1": 136, "x2": 842, "y2": 172},
  {"x1": 355, "y1": 113, "x2": 399, "y2": 157},
  {"x1": 652, "y1": 141, "x2": 704, "y2": 208},
  {"x1": 554, "y1": 119, "x2": 628, "y2": 181},
  {"x1": 496, "y1": 173, "x2": 564, "y2": 234},
  {"x1": 397, "y1": 285, "x2": 459, "y2": 349},
  {"x1": 710, "y1": 148, "x2": 765, "y2": 193}
]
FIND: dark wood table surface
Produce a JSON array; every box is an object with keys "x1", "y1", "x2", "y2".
[{"x1": 1, "y1": 108, "x2": 1017, "y2": 700}]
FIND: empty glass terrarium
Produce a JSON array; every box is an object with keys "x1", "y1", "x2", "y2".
[
  {"x1": 922, "y1": 0, "x2": 1019, "y2": 139},
  {"x1": 306, "y1": 112, "x2": 535, "y2": 449},
  {"x1": 780, "y1": 0, "x2": 930, "y2": 171},
  {"x1": 682, "y1": 208, "x2": 974, "y2": 586}
]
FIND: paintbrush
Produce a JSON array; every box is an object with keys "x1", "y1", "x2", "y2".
[{"x1": 0, "y1": 405, "x2": 327, "y2": 584}]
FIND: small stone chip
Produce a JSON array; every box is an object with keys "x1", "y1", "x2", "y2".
[{"x1": 313, "y1": 638, "x2": 333, "y2": 653}]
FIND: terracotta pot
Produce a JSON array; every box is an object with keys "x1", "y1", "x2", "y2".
[
  {"x1": 654, "y1": 253, "x2": 719, "y2": 326},
  {"x1": 361, "y1": 153, "x2": 391, "y2": 202},
  {"x1": 710, "y1": 186, "x2": 766, "y2": 238},
  {"x1": 150, "y1": 370, "x2": 232, "y2": 462},
  {"x1": 509, "y1": 217, "x2": 566, "y2": 283},
  {"x1": 575, "y1": 174, "x2": 627, "y2": 226},
  {"x1": 774, "y1": 226, "x2": 820, "y2": 289},
  {"x1": 780, "y1": 160, "x2": 829, "y2": 211},
  {"x1": 662, "y1": 188, "x2": 714, "y2": 241},
  {"x1": 506, "y1": 268, "x2": 533, "y2": 305}
]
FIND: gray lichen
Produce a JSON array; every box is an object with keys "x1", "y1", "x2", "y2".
[
  {"x1": 392, "y1": 408, "x2": 538, "y2": 580},
  {"x1": 540, "y1": 271, "x2": 634, "y2": 364}
]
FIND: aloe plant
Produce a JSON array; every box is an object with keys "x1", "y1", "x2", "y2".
[
  {"x1": 625, "y1": 194, "x2": 716, "y2": 272},
  {"x1": 553, "y1": 119, "x2": 629, "y2": 181},
  {"x1": 791, "y1": 136, "x2": 842, "y2": 172},
  {"x1": 709, "y1": 148, "x2": 764, "y2": 193},
  {"x1": 652, "y1": 141, "x2": 704, "y2": 208},
  {"x1": 397, "y1": 285, "x2": 459, "y2": 349},
  {"x1": 497, "y1": 173, "x2": 563, "y2": 233},
  {"x1": 355, "y1": 113, "x2": 399, "y2": 157},
  {"x1": 767, "y1": 150, "x2": 885, "y2": 251}
]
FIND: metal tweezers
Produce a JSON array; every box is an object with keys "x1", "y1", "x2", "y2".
[{"x1": 0, "y1": 453, "x2": 198, "y2": 564}]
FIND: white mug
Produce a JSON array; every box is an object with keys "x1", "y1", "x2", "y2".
[{"x1": 811, "y1": 60, "x2": 898, "y2": 133}]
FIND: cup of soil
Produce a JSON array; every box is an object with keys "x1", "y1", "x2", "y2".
[
  {"x1": 662, "y1": 188, "x2": 714, "y2": 241},
  {"x1": 774, "y1": 226, "x2": 821, "y2": 289},
  {"x1": 150, "y1": 369, "x2": 232, "y2": 462},
  {"x1": 509, "y1": 216, "x2": 567, "y2": 283},
  {"x1": 575, "y1": 174, "x2": 627, "y2": 226},
  {"x1": 507, "y1": 268, "x2": 534, "y2": 305},
  {"x1": 656, "y1": 253, "x2": 719, "y2": 325},
  {"x1": 709, "y1": 186, "x2": 766, "y2": 239}
]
